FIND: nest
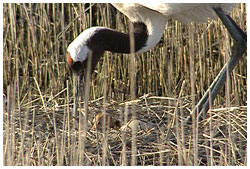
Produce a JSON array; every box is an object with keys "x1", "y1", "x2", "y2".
[{"x1": 3, "y1": 94, "x2": 247, "y2": 166}]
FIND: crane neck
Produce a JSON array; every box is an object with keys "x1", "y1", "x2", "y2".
[{"x1": 87, "y1": 22, "x2": 148, "y2": 54}]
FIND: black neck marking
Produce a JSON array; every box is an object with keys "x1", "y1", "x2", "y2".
[
  {"x1": 87, "y1": 22, "x2": 148, "y2": 54},
  {"x1": 70, "y1": 22, "x2": 148, "y2": 76}
]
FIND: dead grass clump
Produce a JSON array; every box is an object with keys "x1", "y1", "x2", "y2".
[{"x1": 3, "y1": 94, "x2": 247, "y2": 165}]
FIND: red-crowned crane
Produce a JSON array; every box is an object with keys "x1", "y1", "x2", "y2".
[{"x1": 66, "y1": 3, "x2": 246, "y2": 123}]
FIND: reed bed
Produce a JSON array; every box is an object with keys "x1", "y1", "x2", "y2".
[{"x1": 3, "y1": 3, "x2": 247, "y2": 166}]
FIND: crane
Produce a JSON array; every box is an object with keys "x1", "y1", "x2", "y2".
[{"x1": 66, "y1": 3, "x2": 246, "y2": 123}]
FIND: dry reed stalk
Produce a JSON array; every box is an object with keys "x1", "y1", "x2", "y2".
[{"x1": 128, "y1": 23, "x2": 137, "y2": 166}]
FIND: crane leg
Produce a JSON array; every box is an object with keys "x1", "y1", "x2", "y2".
[{"x1": 185, "y1": 7, "x2": 247, "y2": 124}]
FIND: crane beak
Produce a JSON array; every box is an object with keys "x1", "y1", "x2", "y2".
[{"x1": 66, "y1": 52, "x2": 86, "y2": 101}]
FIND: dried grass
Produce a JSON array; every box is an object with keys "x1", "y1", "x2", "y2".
[{"x1": 3, "y1": 3, "x2": 247, "y2": 166}]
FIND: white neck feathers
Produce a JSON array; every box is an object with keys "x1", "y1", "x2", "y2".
[
  {"x1": 112, "y1": 3, "x2": 167, "y2": 53},
  {"x1": 67, "y1": 27, "x2": 106, "y2": 62}
]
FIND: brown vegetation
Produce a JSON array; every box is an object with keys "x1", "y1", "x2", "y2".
[{"x1": 3, "y1": 3, "x2": 247, "y2": 166}]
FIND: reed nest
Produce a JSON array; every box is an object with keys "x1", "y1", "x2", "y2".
[{"x1": 3, "y1": 94, "x2": 247, "y2": 165}]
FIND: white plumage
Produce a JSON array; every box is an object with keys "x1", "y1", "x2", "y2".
[
  {"x1": 111, "y1": 3, "x2": 235, "y2": 53},
  {"x1": 67, "y1": 27, "x2": 112, "y2": 62},
  {"x1": 112, "y1": 3, "x2": 235, "y2": 23}
]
